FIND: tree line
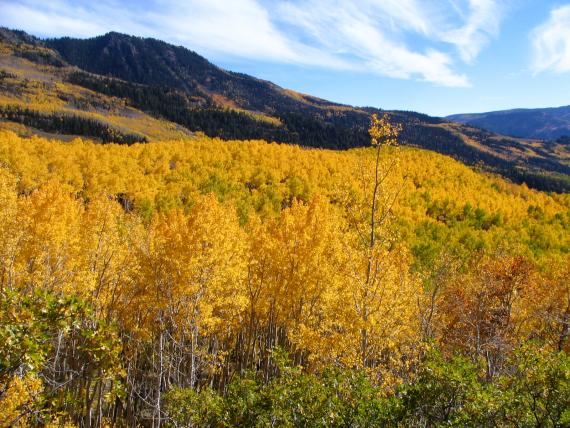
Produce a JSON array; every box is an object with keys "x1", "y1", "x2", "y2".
[{"x1": 0, "y1": 105, "x2": 147, "y2": 144}]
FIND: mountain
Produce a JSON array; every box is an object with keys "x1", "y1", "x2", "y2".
[
  {"x1": 0, "y1": 28, "x2": 569, "y2": 192},
  {"x1": 46, "y1": 31, "x2": 371, "y2": 148},
  {"x1": 447, "y1": 106, "x2": 570, "y2": 140}
]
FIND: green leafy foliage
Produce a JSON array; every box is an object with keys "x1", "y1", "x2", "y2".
[
  {"x1": 0, "y1": 289, "x2": 123, "y2": 425},
  {"x1": 163, "y1": 347, "x2": 570, "y2": 428}
]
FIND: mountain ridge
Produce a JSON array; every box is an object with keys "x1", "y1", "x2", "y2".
[{"x1": 448, "y1": 105, "x2": 570, "y2": 140}]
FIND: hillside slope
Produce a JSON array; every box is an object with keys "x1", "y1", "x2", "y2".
[
  {"x1": 448, "y1": 106, "x2": 570, "y2": 140},
  {"x1": 0, "y1": 28, "x2": 569, "y2": 191},
  {"x1": 2, "y1": 129, "x2": 570, "y2": 425},
  {"x1": 2, "y1": 129, "x2": 568, "y2": 259},
  {"x1": 0, "y1": 30, "x2": 194, "y2": 142}
]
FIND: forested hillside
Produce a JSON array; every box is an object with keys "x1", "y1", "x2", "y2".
[
  {"x1": 1, "y1": 126, "x2": 569, "y2": 426},
  {"x1": 1, "y1": 27, "x2": 569, "y2": 192}
]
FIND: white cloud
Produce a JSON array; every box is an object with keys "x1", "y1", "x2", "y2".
[
  {"x1": 275, "y1": 0, "x2": 472, "y2": 87},
  {"x1": 531, "y1": 5, "x2": 570, "y2": 74},
  {"x1": 273, "y1": 0, "x2": 505, "y2": 86},
  {"x1": 0, "y1": 0, "x2": 505, "y2": 87},
  {"x1": 0, "y1": 1, "x2": 108, "y2": 37},
  {"x1": 439, "y1": 0, "x2": 502, "y2": 63},
  {"x1": 147, "y1": 0, "x2": 301, "y2": 62}
]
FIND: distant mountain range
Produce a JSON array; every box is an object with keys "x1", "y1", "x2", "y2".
[
  {"x1": 448, "y1": 106, "x2": 570, "y2": 140},
  {"x1": 0, "y1": 28, "x2": 569, "y2": 192}
]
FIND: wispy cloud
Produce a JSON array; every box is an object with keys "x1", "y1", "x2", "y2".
[
  {"x1": 439, "y1": 0, "x2": 502, "y2": 63},
  {"x1": 0, "y1": 0, "x2": 505, "y2": 87},
  {"x1": 274, "y1": 0, "x2": 502, "y2": 87},
  {"x1": 0, "y1": 0, "x2": 110, "y2": 37},
  {"x1": 531, "y1": 5, "x2": 570, "y2": 75}
]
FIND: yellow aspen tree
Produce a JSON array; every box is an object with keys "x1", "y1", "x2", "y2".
[
  {"x1": 132, "y1": 194, "x2": 247, "y2": 425},
  {"x1": 527, "y1": 255, "x2": 570, "y2": 352},
  {"x1": 0, "y1": 374, "x2": 43, "y2": 427},
  {"x1": 245, "y1": 197, "x2": 347, "y2": 371},
  {"x1": 17, "y1": 180, "x2": 84, "y2": 295},
  {"x1": 241, "y1": 214, "x2": 272, "y2": 372},
  {"x1": 343, "y1": 114, "x2": 422, "y2": 383},
  {"x1": 0, "y1": 169, "x2": 20, "y2": 291},
  {"x1": 79, "y1": 194, "x2": 140, "y2": 320}
]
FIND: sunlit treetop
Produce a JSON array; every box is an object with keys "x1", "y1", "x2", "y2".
[{"x1": 369, "y1": 113, "x2": 402, "y2": 147}]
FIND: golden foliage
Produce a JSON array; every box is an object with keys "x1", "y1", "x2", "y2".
[
  {"x1": 0, "y1": 124, "x2": 568, "y2": 396},
  {"x1": 0, "y1": 374, "x2": 43, "y2": 427}
]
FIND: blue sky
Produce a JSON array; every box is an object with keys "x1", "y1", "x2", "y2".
[{"x1": 1, "y1": 0, "x2": 570, "y2": 116}]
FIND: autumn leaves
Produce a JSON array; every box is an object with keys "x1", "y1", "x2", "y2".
[{"x1": 0, "y1": 113, "x2": 569, "y2": 424}]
